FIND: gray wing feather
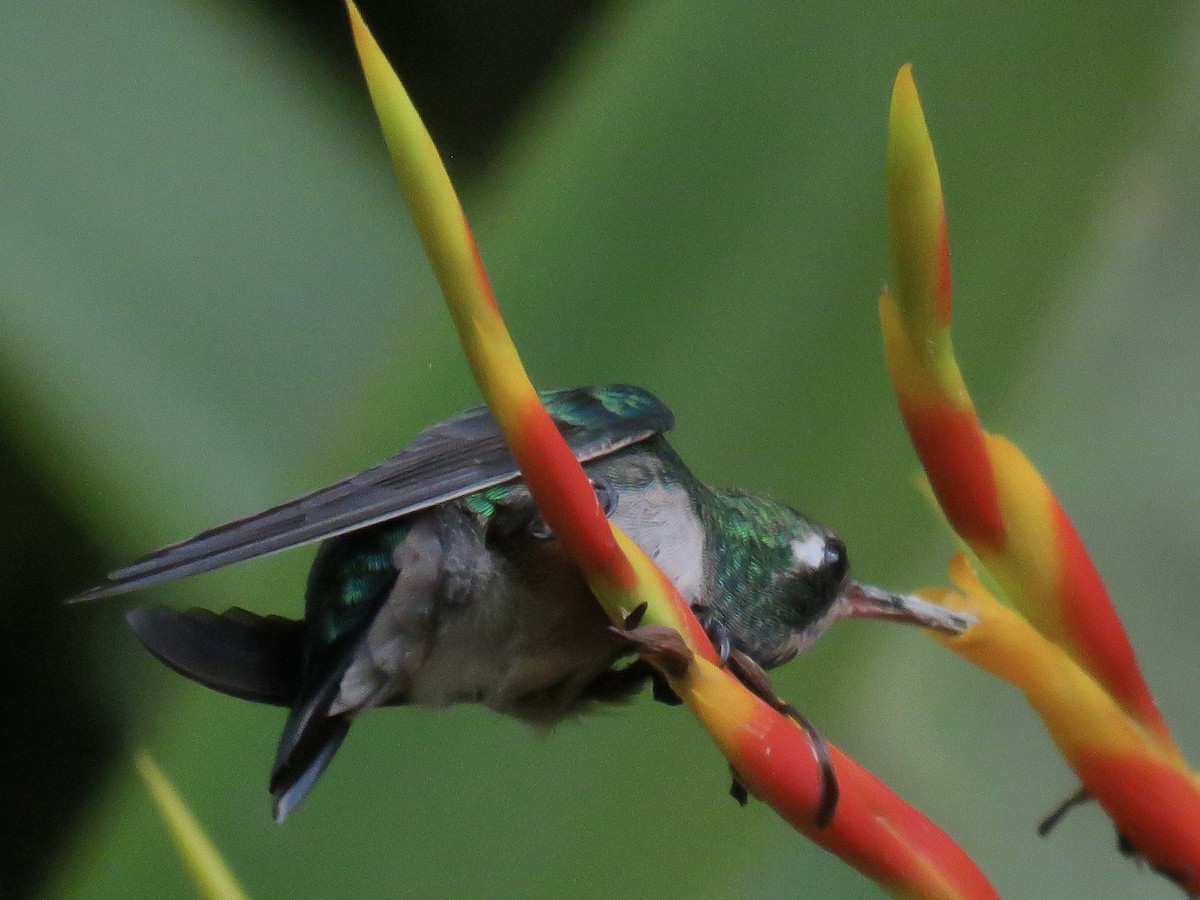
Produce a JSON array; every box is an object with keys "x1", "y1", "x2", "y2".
[{"x1": 75, "y1": 385, "x2": 672, "y2": 601}]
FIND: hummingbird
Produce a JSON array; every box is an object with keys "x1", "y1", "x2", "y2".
[{"x1": 78, "y1": 383, "x2": 967, "y2": 821}]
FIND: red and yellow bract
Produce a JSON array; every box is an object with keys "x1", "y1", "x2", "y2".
[
  {"x1": 884, "y1": 64, "x2": 1200, "y2": 891},
  {"x1": 346, "y1": 6, "x2": 996, "y2": 897}
]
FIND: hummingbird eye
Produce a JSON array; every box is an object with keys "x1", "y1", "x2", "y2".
[
  {"x1": 820, "y1": 536, "x2": 849, "y2": 589},
  {"x1": 788, "y1": 532, "x2": 849, "y2": 593}
]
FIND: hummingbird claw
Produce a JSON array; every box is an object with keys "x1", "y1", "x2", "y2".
[
  {"x1": 622, "y1": 602, "x2": 649, "y2": 630},
  {"x1": 528, "y1": 514, "x2": 554, "y2": 540},
  {"x1": 729, "y1": 766, "x2": 749, "y2": 806},
  {"x1": 607, "y1": 618, "x2": 692, "y2": 678},
  {"x1": 597, "y1": 618, "x2": 684, "y2": 705},
  {"x1": 789, "y1": 707, "x2": 839, "y2": 828},
  {"x1": 725, "y1": 648, "x2": 839, "y2": 827},
  {"x1": 690, "y1": 603, "x2": 732, "y2": 664},
  {"x1": 589, "y1": 477, "x2": 616, "y2": 516},
  {"x1": 1038, "y1": 784, "x2": 1091, "y2": 836},
  {"x1": 526, "y1": 478, "x2": 616, "y2": 540}
]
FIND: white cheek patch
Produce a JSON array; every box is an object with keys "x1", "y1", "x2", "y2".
[{"x1": 790, "y1": 534, "x2": 827, "y2": 571}]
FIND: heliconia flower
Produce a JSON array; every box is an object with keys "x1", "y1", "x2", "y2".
[
  {"x1": 135, "y1": 750, "x2": 249, "y2": 900},
  {"x1": 884, "y1": 64, "x2": 1200, "y2": 891},
  {"x1": 346, "y1": 5, "x2": 996, "y2": 896}
]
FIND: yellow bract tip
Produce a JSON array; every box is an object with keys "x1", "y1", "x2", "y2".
[
  {"x1": 891, "y1": 63, "x2": 917, "y2": 110},
  {"x1": 135, "y1": 751, "x2": 249, "y2": 900}
]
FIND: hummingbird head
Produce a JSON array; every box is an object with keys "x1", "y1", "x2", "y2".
[
  {"x1": 764, "y1": 517, "x2": 856, "y2": 654},
  {"x1": 703, "y1": 492, "x2": 970, "y2": 667},
  {"x1": 776, "y1": 508, "x2": 971, "y2": 656},
  {"x1": 782, "y1": 526, "x2": 851, "y2": 615}
]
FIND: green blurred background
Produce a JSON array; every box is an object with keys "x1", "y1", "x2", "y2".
[{"x1": 3, "y1": 1, "x2": 1199, "y2": 897}]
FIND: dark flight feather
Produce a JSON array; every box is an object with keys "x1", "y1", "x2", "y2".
[{"x1": 76, "y1": 385, "x2": 673, "y2": 602}]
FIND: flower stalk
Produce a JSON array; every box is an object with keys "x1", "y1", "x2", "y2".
[
  {"x1": 347, "y1": 6, "x2": 996, "y2": 896},
  {"x1": 884, "y1": 63, "x2": 1200, "y2": 891}
]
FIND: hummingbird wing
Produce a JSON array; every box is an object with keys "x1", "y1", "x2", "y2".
[{"x1": 75, "y1": 384, "x2": 674, "y2": 601}]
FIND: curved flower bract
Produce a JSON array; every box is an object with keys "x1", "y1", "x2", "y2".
[
  {"x1": 347, "y1": 6, "x2": 996, "y2": 896},
  {"x1": 885, "y1": 64, "x2": 1200, "y2": 890}
]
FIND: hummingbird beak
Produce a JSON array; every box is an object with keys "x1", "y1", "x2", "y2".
[{"x1": 838, "y1": 581, "x2": 973, "y2": 635}]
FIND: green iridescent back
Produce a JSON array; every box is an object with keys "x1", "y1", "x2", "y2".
[{"x1": 303, "y1": 521, "x2": 411, "y2": 668}]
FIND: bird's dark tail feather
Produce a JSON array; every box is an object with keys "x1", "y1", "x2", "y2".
[
  {"x1": 270, "y1": 663, "x2": 356, "y2": 821},
  {"x1": 125, "y1": 606, "x2": 305, "y2": 706},
  {"x1": 128, "y1": 605, "x2": 359, "y2": 821}
]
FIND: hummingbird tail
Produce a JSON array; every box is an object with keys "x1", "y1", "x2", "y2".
[
  {"x1": 270, "y1": 713, "x2": 350, "y2": 822},
  {"x1": 270, "y1": 662, "x2": 358, "y2": 822},
  {"x1": 125, "y1": 606, "x2": 304, "y2": 706}
]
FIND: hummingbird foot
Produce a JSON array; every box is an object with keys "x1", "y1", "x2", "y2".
[
  {"x1": 507, "y1": 477, "x2": 617, "y2": 540},
  {"x1": 729, "y1": 766, "x2": 749, "y2": 806},
  {"x1": 724, "y1": 648, "x2": 839, "y2": 828},
  {"x1": 1037, "y1": 784, "x2": 1091, "y2": 836},
  {"x1": 690, "y1": 603, "x2": 732, "y2": 663},
  {"x1": 1041, "y1": 785, "x2": 1191, "y2": 889},
  {"x1": 1117, "y1": 827, "x2": 1192, "y2": 890},
  {"x1": 607, "y1": 603, "x2": 693, "y2": 678}
]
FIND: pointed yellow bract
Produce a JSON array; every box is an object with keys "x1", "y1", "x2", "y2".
[
  {"x1": 135, "y1": 750, "x2": 249, "y2": 900},
  {"x1": 885, "y1": 66, "x2": 967, "y2": 410},
  {"x1": 888, "y1": 66, "x2": 1200, "y2": 888},
  {"x1": 347, "y1": 0, "x2": 659, "y2": 624},
  {"x1": 345, "y1": 0, "x2": 528, "y2": 435},
  {"x1": 884, "y1": 65, "x2": 1169, "y2": 730}
]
